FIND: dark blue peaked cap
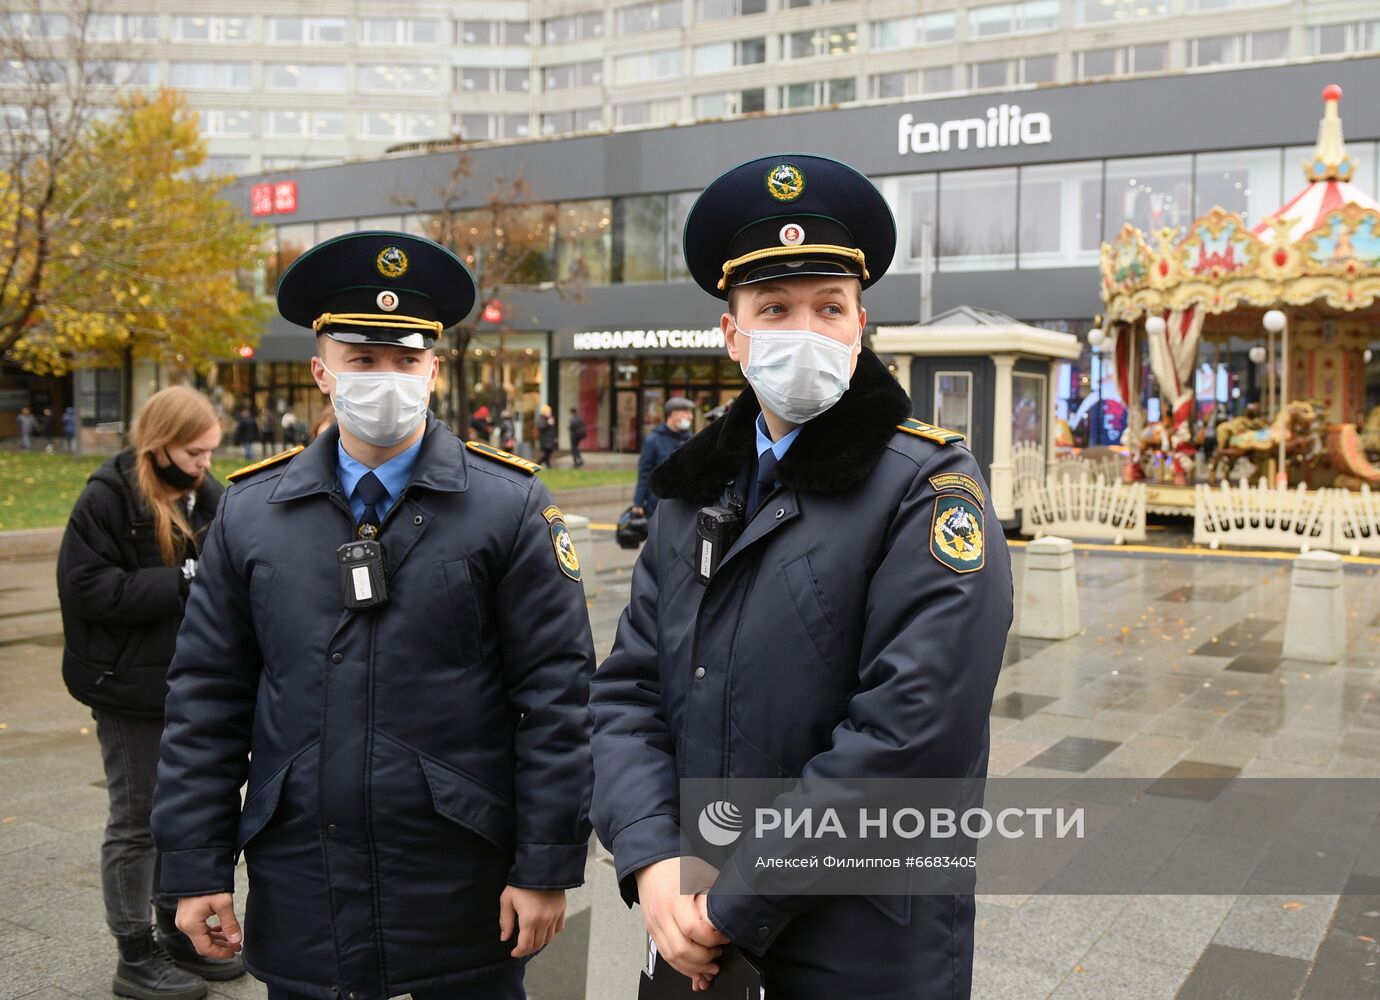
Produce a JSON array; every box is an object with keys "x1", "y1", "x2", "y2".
[
  {"x1": 682, "y1": 153, "x2": 896, "y2": 301},
  {"x1": 277, "y1": 230, "x2": 477, "y2": 350}
]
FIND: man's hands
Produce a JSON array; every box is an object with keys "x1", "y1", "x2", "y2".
[
  {"x1": 499, "y1": 886, "x2": 567, "y2": 958},
  {"x1": 175, "y1": 894, "x2": 242, "y2": 959},
  {"x1": 635, "y1": 858, "x2": 730, "y2": 992}
]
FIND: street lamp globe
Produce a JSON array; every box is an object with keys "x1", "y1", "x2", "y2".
[
  {"x1": 1249, "y1": 346, "x2": 1267, "y2": 364},
  {"x1": 1087, "y1": 327, "x2": 1105, "y2": 348},
  {"x1": 1262, "y1": 309, "x2": 1287, "y2": 333}
]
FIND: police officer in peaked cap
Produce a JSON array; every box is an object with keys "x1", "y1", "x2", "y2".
[
  {"x1": 152, "y1": 231, "x2": 596, "y2": 1000},
  {"x1": 589, "y1": 155, "x2": 1013, "y2": 998}
]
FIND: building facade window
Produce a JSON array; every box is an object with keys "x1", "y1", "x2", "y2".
[
  {"x1": 614, "y1": 99, "x2": 681, "y2": 127},
  {"x1": 1193, "y1": 148, "x2": 1284, "y2": 225},
  {"x1": 265, "y1": 63, "x2": 347, "y2": 90},
  {"x1": 501, "y1": 114, "x2": 531, "y2": 139},
  {"x1": 1018, "y1": 161, "x2": 1102, "y2": 268},
  {"x1": 266, "y1": 17, "x2": 347, "y2": 44},
  {"x1": 1074, "y1": 0, "x2": 1168, "y2": 24},
  {"x1": 1187, "y1": 0, "x2": 1287, "y2": 10},
  {"x1": 617, "y1": 1, "x2": 683, "y2": 35},
  {"x1": 1104, "y1": 154, "x2": 1193, "y2": 236},
  {"x1": 968, "y1": 1, "x2": 1059, "y2": 38},
  {"x1": 457, "y1": 113, "x2": 492, "y2": 140},
  {"x1": 693, "y1": 88, "x2": 765, "y2": 117},
  {"x1": 613, "y1": 49, "x2": 682, "y2": 84},
  {"x1": 358, "y1": 64, "x2": 440, "y2": 91},
  {"x1": 544, "y1": 60, "x2": 602, "y2": 90},
  {"x1": 780, "y1": 78, "x2": 855, "y2": 109},
  {"x1": 696, "y1": 0, "x2": 766, "y2": 19},
  {"x1": 938, "y1": 167, "x2": 1018, "y2": 270},
  {"x1": 1190, "y1": 30, "x2": 1288, "y2": 67},
  {"x1": 1311, "y1": 21, "x2": 1380, "y2": 55},
  {"x1": 1077, "y1": 43, "x2": 1169, "y2": 78},
  {"x1": 870, "y1": 13, "x2": 955, "y2": 50},
  {"x1": 88, "y1": 14, "x2": 159, "y2": 41},
  {"x1": 360, "y1": 111, "x2": 442, "y2": 139},
  {"x1": 556, "y1": 200, "x2": 613, "y2": 284},
  {"x1": 200, "y1": 109, "x2": 256, "y2": 136},
  {"x1": 783, "y1": 25, "x2": 859, "y2": 59},
  {"x1": 267, "y1": 110, "x2": 346, "y2": 137},
  {"x1": 169, "y1": 62, "x2": 252, "y2": 88},
  {"x1": 692, "y1": 38, "x2": 766, "y2": 74},
  {"x1": 172, "y1": 16, "x2": 249, "y2": 42},
  {"x1": 542, "y1": 12, "x2": 603, "y2": 43},
  {"x1": 360, "y1": 18, "x2": 441, "y2": 45}
]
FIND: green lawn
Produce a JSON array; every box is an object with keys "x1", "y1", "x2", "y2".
[{"x1": 0, "y1": 450, "x2": 632, "y2": 532}]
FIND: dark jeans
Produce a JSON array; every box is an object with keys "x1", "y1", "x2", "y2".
[
  {"x1": 94, "y1": 709, "x2": 176, "y2": 939},
  {"x1": 266, "y1": 963, "x2": 526, "y2": 1000},
  {"x1": 569, "y1": 442, "x2": 582, "y2": 467}
]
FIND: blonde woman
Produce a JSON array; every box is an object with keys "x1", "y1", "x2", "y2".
[{"x1": 57, "y1": 386, "x2": 243, "y2": 999}]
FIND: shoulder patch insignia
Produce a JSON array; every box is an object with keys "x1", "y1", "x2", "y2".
[
  {"x1": 931, "y1": 494, "x2": 985, "y2": 574},
  {"x1": 897, "y1": 417, "x2": 965, "y2": 445},
  {"x1": 929, "y1": 472, "x2": 984, "y2": 507},
  {"x1": 465, "y1": 440, "x2": 541, "y2": 475},
  {"x1": 226, "y1": 446, "x2": 304, "y2": 483},
  {"x1": 541, "y1": 504, "x2": 581, "y2": 581}
]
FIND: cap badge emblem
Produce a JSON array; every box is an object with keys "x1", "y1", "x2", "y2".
[
  {"x1": 765, "y1": 163, "x2": 805, "y2": 203},
  {"x1": 376, "y1": 290, "x2": 399, "y2": 312},
  {"x1": 779, "y1": 223, "x2": 805, "y2": 246},
  {"x1": 376, "y1": 245, "x2": 409, "y2": 279}
]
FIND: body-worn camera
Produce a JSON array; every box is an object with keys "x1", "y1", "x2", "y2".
[
  {"x1": 338, "y1": 539, "x2": 389, "y2": 610},
  {"x1": 695, "y1": 505, "x2": 744, "y2": 585}
]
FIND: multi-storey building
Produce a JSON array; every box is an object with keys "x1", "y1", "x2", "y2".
[{"x1": 4, "y1": 1, "x2": 1379, "y2": 172}]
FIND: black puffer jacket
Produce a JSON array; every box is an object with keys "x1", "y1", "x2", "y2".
[{"x1": 57, "y1": 451, "x2": 223, "y2": 717}]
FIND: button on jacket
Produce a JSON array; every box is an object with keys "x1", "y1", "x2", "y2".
[
  {"x1": 590, "y1": 350, "x2": 1013, "y2": 1000},
  {"x1": 151, "y1": 417, "x2": 595, "y2": 1000}
]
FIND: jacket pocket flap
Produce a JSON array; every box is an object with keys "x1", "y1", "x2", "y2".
[
  {"x1": 235, "y1": 756, "x2": 294, "y2": 856},
  {"x1": 864, "y1": 892, "x2": 912, "y2": 926},
  {"x1": 419, "y1": 756, "x2": 514, "y2": 852}
]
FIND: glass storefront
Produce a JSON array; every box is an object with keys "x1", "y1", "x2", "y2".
[{"x1": 558, "y1": 355, "x2": 744, "y2": 451}]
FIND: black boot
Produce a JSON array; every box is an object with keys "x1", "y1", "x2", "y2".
[
  {"x1": 113, "y1": 929, "x2": 207, "y2": 1000},
  {"x1": 155, "y1": 908, "x2": 246, "y2": 982}
]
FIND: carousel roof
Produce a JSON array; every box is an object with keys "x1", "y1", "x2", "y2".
[
  {"x1": 1250, "y1": 85, "x2": 1380, "y2": 242},
  {"x1": 1099, "y1": 84, "x2": 1380, "y2": 320}
]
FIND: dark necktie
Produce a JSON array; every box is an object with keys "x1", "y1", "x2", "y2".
[
  {"x1": 748, "y1": 448, "x2": 779, "y2": 519},
  {"x1": 355, "y1": 471, "x2": 388, "y2": 539}
]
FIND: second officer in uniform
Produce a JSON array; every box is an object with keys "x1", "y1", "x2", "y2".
[
  {"x1": 151, "y1": 232, "x2": 596, "y2": 1000},
  {"x1": 590, "y1": 155, "x2": 1013, "y2": 998}
]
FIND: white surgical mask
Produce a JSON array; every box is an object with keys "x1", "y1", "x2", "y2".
[
  {"x1": 732, "y1": 319, "x2": 857, "y2": 425},
  {"x1": 321, "y1": 361, "x2": 431, "y2": 447}
]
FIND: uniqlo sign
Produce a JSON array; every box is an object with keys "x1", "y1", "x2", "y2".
[{"x1": 251, "y1": 181, "x2": 298, "y2": 216}]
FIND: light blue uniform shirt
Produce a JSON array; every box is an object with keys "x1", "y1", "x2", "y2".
[
  {"x1": 755, "y1": 413, "x2": 801, "y2": 462},
  {"x1": 337, "y1": 436, "x2": 423, "y2": 525}
]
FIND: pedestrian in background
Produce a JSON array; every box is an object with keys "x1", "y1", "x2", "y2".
[
  {"x1": 631, "y1": 397, "x2": 694, "y2": 519},
  {"x1": 56, "y1": 385, "x2": 242, "y2": 998},
  {"x1": 232, "y1": 408, "x2": 257, "y2": 462},
  {"x1": 499, "y1": 407, "x2": 517, "y2": 451},
  {"x1": 62, "y1": 405, "x2": 77, "y2": 452},
  {"x1": 43, "y1": 407, "x2": 57, "y2": 452},
  {"x1": 537, "y1": 403, "x2": 558, "y2": 466},
  {"x1": 567, "y1": 407, "x2": 587, "y2": 468},
  {"x1": 258, "y1": 408, "x2": 277, "y2": 458},
  {"x1": 17, "y1": 405, "x2": 37, "y2": 450},
  {"x1": 280, "y1": 409, "x2": 298, "y2": 447}
]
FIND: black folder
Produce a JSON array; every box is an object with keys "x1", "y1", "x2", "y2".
[{"x1": 637, "y1": 939, "x2": 765, "y2": 999}]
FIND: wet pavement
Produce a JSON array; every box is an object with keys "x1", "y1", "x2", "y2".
[{"x1": 3, "y1": 505, "x2": 1380, "y2": 998}]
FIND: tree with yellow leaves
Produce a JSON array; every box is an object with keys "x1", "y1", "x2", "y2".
[{"x1": 1, "y1": 2, "x2": 267, "y2": 421}]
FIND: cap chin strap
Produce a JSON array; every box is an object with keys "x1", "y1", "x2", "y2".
[
  {"x1": 312, "y1": 312, "x2": 444, "y2": 335},
  {"x1": 718, "y1": 244, "x2": 868, "y2": 290}
]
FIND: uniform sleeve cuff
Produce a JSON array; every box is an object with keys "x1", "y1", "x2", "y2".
[
  {"x1": 507, "y1": 841, "x2": 591, "y2": 890},
  {"x1": 158, "y1": 847, "x2": 235, "y2": 898},
  {"x1": 704, "y1": 885, "x2": 791, "y2": 956},
  {"x1": 610, "y1": 813, "x2": 683, "y2": 907}
]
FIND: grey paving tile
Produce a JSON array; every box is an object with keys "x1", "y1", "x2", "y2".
[
  {"x1": 1224, "y1": 654, "x2": 1284, "y2": 674},
  {"x1": 1156, "y1": 584, "x2": 1252, "y2": 603},
  {"x1": 1145, "y1": 760, "x2": 1241, "y2": 801},
  {"x1": 1174, "y1": 943, "x2": 1310, "y2": 1000},
  {"x1": 1211, "y1": 890, "x2": 1339, "y2": 962},
  {"x1": 1298, "y1": 921, "x2": 1380, "y2": 999},
  {"x1": 1049, "y1": 947, "x2": 1190, "y2": 1000},
  {"x1": 1026, "y1": 737, "x2": 1122, "y2": 773},
  {"x1": 990, "y1": 691, "x2": 1058, "y2": 720},
  {"x1": 1090, "y1": 894, "x2": 1234, "y2": 970}
]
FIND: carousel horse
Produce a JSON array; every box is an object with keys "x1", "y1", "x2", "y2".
[
  {"x1": 1124, "y1": 419, "x2": 1196, "y2": 486},
  {"x1": 1212, "y1": 401, "x2": 1325, "y2": 484},
  {"x1": 1363, "y1": 405, "x2": 1380, "y2": 462}
]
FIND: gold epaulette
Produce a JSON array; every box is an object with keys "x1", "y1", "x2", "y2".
[
  {"x1": 896, "y1": 418, "x2": 965, "y2": 445},
  {"x1": 226, "y1": 446, "x2": 304, "y2": 483},
  {"x1": 465, "y1": 440, "x2": 541, "y2": 475}
]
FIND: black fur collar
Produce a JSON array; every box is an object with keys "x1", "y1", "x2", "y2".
[{"x1": 650, "y1": 347, "x2": 912, "y2": 506}]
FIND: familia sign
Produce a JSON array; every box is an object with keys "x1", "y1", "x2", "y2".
[{"x1": 897, "y1": 104, "x2": 1052, "y2": 156}]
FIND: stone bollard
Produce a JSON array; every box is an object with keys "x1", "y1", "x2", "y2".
[
  {"x1": 1283, "y1": 550, "x2": 1347, "y2": 663},
  {"x1": 1018, "y1": 536, "x2": 1080, "y2": 640},
  {"x1": 563, "y1": 513, "x2": 600, "y2": 599}
]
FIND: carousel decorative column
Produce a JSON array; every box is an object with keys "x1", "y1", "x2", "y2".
[
  {"x1": 1264, "y1": 309, "x2": 1288, "y2": 485},
  {"x1": 990, "y1": 353, "x2": 1016, "y2": 517}
]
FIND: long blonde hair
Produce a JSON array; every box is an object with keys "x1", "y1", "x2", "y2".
[{"x1": 130, "y1": 386, "x2": 219, "y2": 566}]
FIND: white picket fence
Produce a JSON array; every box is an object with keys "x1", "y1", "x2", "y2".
[
  {"x1": 1192, "y1": 482, "x2": 1380, "y2": 554},
  {"x1": 1020, "y1": 475, "x2": 1148, "y2": 544},
  {"x1": 1012, "y1": 442, "x2": 1126, "y2": 509}
]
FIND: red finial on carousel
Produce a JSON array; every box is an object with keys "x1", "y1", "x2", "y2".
[{"x1": 1305, "y1": 83, "x2": 1354, "y2": 183}]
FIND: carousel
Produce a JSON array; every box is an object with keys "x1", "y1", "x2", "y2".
[{"x1": 1098, "y1": 83, "x2": 1380, "y2": 517}]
